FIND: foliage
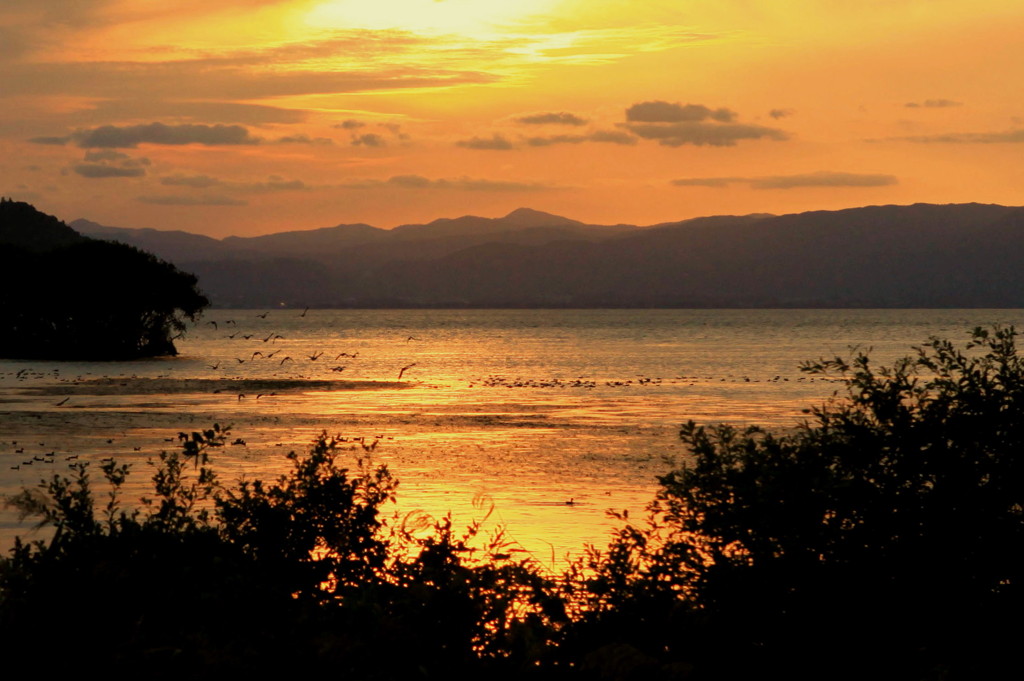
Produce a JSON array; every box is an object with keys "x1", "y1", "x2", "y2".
[
  {"x1": 0, "y1": 199, "x2": 208, "y2": 359},
  {"x1": 559, "y1": 326, "x2": 1024, "y2": 679},
  {"x1": 5, "y1": 327, "x2": 1024, "y2": 678},
  {"x1": 0, "y1": 427, "x2": 559, "y2": 677}
]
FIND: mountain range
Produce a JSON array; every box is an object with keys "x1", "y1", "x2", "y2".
[{"x1": 69, "y1": 203, "x2": 1024, "y2": 308}]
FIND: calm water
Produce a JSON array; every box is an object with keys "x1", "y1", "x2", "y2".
[{"x1": 1, "y1": 309, "x2": 1021, "y2": 563}]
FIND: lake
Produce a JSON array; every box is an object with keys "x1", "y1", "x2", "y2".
[{"x1": 2, "y1": 308, "x2": 1021, "y2": 564}]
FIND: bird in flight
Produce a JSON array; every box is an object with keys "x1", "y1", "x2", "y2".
[{"x1": 398, "y1": 363, "x2": 417, "y2": 380}]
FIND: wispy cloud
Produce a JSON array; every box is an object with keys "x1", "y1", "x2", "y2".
[
  {"x1": 514, "y1": 112, "x2": 588, "y2": 126},
  {"x1": 524, "y1": 130, "x2": 636, "y2": 146},
  {"x1": 672, "y1": 171, "x2": 898, "y2": 189},
  {"x1": 72, "y1": 163, "x2": 146, "y2": 178},
  {"x1": 160, "y1": 174, "x2": 221, "y2": 188},
  {"x1": 338, "y1": 174, "x2": 559, "y2": 192},
  {"x1": 626, "y1": 121, "x2": 788, "y2": 147},
  {"x1": 885, "y1": 129, "x2": 1024, "y2": 143},
  {"x1": 33, "y1": 122, "x2": 261, "y2": 148},
  {"x1": 159, "y1": 174, "x2": 310, "y2": 193},
  {"x1": 626, "y1": 101, "x2": 736, "y2": 123},
  {"x1": 137, "y1": 194, "x2": 247, "y2": 206},
  {"x1": 905, "y1": 99, "x2": 962, "y2": 108},
  {"x1": 273, "y1": 134, "x2": 333, "y2": 145},
  {"x1": 351, "y1": 133, "x2": 387, "y2": 147},
  {"x1": 456, "y1": 134, "x2": 515, "y2": 150}
]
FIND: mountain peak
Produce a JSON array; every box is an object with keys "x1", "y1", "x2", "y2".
[{"x1": 502, "y1": 207, "x2": 583, "y2": 227}]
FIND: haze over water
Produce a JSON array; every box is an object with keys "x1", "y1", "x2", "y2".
[{"x1": 2, "y1": 308, "x2": 1021, "y2": 564}]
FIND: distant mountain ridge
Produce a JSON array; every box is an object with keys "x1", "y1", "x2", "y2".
[{"x1": 70, "y1": 203, "x2": 1024, "y2": 308}]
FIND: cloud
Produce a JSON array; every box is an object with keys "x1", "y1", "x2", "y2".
[
  {"x1": 750, "y1": 172, "x2": 897, "y2": 189},
  {"x1": 905, "y1": 99, "x2": 962, "y2": 108},
  {"x1": 670, "y1": 177, "x2": 742, "y2": 188},
  {"x1": 351, "y1": 133, "x2": 387, "y2": 147},
  {"x1": 618, "y1": 101, "x2": 787, "y2": 147},
  {"x1": 671, "y1": 171, "x2": 898, "y2": 189},
  {"x1": 4, "y1": 60, "x2": 497, "y2": 101},
  {"x1": 273, "y1": 134, "x2": 333, "y2": 145},
  {"x1": 888, "y1": 129, "x2": 1024, "y2": 143},
  {"x1": 83, "y1": 150, "x2": 130, "y2": 162},
  {"x1": 28, "y1": 136, "x2": 70, "y2": 145},
  {"x1": 514, "y1": 112, "x2": 588, "y2": 126},
  {"x1": 769, "y1": 108, "x2": 794, "y2": 119},
  {"x1": 456, "y1": 134, "x2": 515, "y2": 150},
  {"x1": 336, "y1": 119, "x2": 366, "y2": 129},
  {"x1": 82, "y1": 99, "x2": 308, "y2": 125},
  {"x1": 72, "y1": 163, "x2": 146, "y2": 178},
  {"x1": 68, "y1": 122, "x2": 261, "y2": 148},
  {"x1": 525, "y1": 130, "x2": 637, "y2": 146},
  {"x1": 0, "y1": 23, "x2": 709, "y2": 108},
  {"x1": 387, "y1": 175, "x2": 555, "y2": 191},
  {"x1": 234, "y1": 177, "x2": 310, "y2": 193},
  {"x1": 160, "y1": 174, "x2": 222, "y2": 188},
  {"x1": 626, "y1": 101, "x2": 736, "y2": 123},
  {"x1": 0, "y1": 26, "x2": 30, "y2": 60},
  {"x1": 137, "y1": 194, "x2": 247, "y2": 206},
  {"x1": 585, "y1": 130, "x2": 637, "y2": 145},
  {"x1": 159, "y1": 174, "x2": 309, "y2": 193},
  {"x1": 338, "y1": 174, "x2": 557, "y2": 192},
  {"x1": 33, "y1": 122, "x2": 264, "y2": 148},
  {"x1": 626, "y1": 121, "x2": 788, "y2": 147}
]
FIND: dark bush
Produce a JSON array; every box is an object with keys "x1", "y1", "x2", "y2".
[
  {"x1": 5, "y1": 328, "x2": 1024, "y2": 679},
  {"x1": 561, "y1": 326, "x2": 1024, "y2": 679},
  {"x1": 0, "y1": 427, "x2": 561, "y2": 677}
]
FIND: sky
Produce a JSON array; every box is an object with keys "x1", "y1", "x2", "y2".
[{"x1": 2, "y1": 0, "x2": 1024, "y2": 237}]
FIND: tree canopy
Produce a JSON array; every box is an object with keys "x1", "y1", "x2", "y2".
[{"x1": 0, "y1": 199, "x2": 208, "y2": 359}]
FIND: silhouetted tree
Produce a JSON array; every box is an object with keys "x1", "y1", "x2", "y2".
[{"x1": 0, "y1": 199, "x2": 208, "y2": 359}]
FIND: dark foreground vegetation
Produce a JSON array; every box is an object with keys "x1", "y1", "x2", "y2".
[
  {"x1": 3, "y1": 327, "x2": 1024, "y2": 679},
  {"x1": 0, "y1": 198, "x2": 207, "y2": 359}
]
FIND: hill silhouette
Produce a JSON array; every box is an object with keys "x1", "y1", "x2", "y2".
[
  {"x1": 1, "y1": 199, "x2": 208, "y2": 359},
  {"x1": 1, "y1": 197, "x2": 84, "y2": 251},
  {"x1": 71, "y1": 202, "x2": 1024, "y2": 308}
]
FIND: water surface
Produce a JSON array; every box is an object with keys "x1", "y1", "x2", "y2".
[{"x1": 2, "y1": 309, "x2": 1020, "y2": 563}]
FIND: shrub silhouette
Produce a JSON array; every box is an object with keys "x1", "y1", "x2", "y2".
[
  {"x1": 4, "y1": 328, "x2": 1024, "y2": 679},
  {"x1": 563, "y1": 326, "x2": 1024, "y2": 679},
  {"x1": 0, "y1": 427, "x2": 560, "y2": 677}
]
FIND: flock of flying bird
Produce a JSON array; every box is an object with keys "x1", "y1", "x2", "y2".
[
  {"x1": 202, "y1": 310, "x2": 420, "y2": 385},
  {"x1": 1, "y1": 309, "x2": 824, "y2": 478}
]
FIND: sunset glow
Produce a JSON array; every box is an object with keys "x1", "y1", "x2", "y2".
[{"x1": 2, "y1": 1, "x2": 1023, "y2": 235}]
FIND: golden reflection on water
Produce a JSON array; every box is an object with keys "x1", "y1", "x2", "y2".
[{"x1": 2, "y1": 309, "x2": 1021, "y2": 565}]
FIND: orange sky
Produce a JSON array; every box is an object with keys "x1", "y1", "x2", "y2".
[{"x1": 2, "y1": 0, "x2": 1024, "y2": 236}]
